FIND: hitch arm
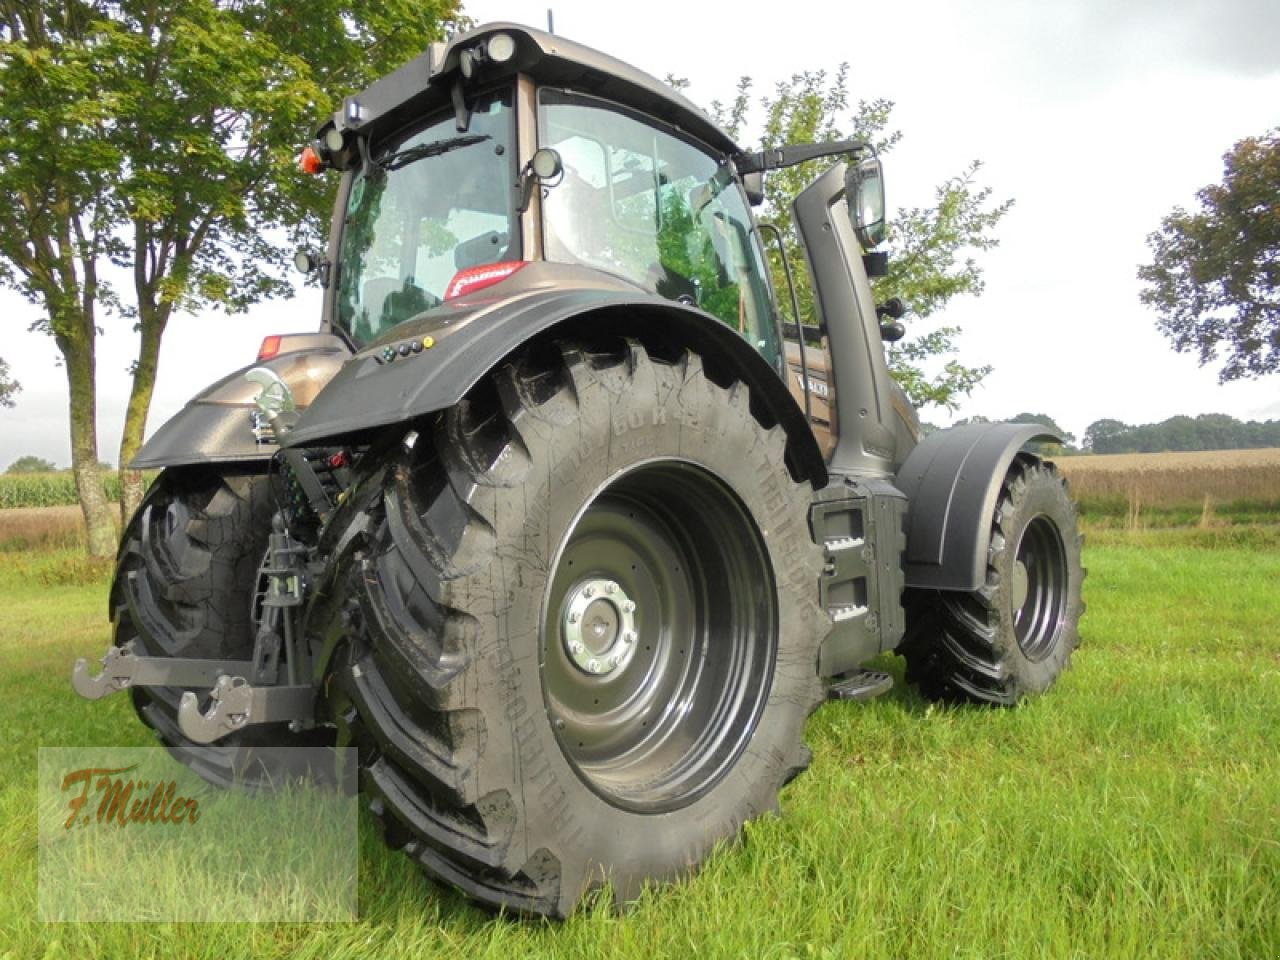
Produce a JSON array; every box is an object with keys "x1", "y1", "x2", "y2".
[
  {"x1": 177, "y1": 676, "x2": 314, "y2": 745},
  {"x1": 71, "y1": 643, "x2": 255, "y2": 701}
]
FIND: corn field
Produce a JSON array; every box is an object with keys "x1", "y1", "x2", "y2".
[{"x1": 0, "y1": 471, "x2": 155, "y2": 509}]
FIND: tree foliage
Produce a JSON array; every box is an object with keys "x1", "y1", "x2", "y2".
[
  {"x1": 5, "y1": 455, "x2": 56, "y2": 474},
  {"x1": 0, "y1": 0, "x2": 460, "y2": 548},
  {"x1": 0, "y1": 356, "x2": 17, "y2": 408},
  {"x1": 710, "y1": 68, "x2": 1012, "y2": 410},
  {"x1": 1083, "y1": 413, "x2": 1280, "y2": 454},
  {"x1": 1139, "y1": 129, "x2": 1280, "y2": 382}
]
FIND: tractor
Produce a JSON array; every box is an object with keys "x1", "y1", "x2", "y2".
[{"x1": 72, "y1": 22, "x2": 1083, "y2": 917}]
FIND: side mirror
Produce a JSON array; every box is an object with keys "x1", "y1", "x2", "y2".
[
  {"x1": 293, "y1": 250, "x2": 319, "y2": 274},
  {"x1": 845, "y1": 156, "x2": 886, "y2": 250}
]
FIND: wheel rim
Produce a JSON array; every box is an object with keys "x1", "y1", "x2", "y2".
[
  {"x1": 1011, "y1": 514, "x2": 1069, "y2": 661},
  {"x1": 541, "y1": 459, "x2": 777, "y2": 813}
]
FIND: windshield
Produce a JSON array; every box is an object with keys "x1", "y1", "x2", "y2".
[
  {"x1": 336, "y1": 89, "x2": 518, "y2": 345},
  {"x1": 538, "y1": 89, "x2": 779, "y2": 363}
]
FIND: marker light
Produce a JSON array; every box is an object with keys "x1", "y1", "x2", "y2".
[
  {"x1": 300, "y1": 145, "x2": 323, "y2": 175},
  {"x1": 444, "y1": 261, "x2": 526, "y2": 300},
  {"x1": 258, "y1": 335, "x2": 284, "y2": 361}
]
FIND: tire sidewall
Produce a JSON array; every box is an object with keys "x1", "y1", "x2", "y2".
[
  {"x1": 464, "y1": 349, "x2": 822, "y2": 893},
  {"x1": 992, "y1": 466, "x2": 1083, "y2": 695}
]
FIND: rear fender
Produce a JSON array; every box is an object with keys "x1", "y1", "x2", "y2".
[
  {"x1": 286, "y1": 274, "x2": 827, "y2": 485},
  {"x1": 130, "y1": 339, "x2": 350, "y2": 470},
  {"x1": 896, "y1": 422, "x2": 1060, "y2": 592}
]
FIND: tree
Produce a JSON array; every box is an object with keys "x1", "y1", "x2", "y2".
[
  {"x1": 0, "y1": 1, "x2": 461, "y2": 555},
  {"x1": 1084, "y1": 419, "x2": 1131, "y2": 454},
  {"x1": 1139, "y1": 129, "x2": 1280, "y2": 383},
  {"x1": 711, "y1": 68, "x2": 1012, "y2": 410},
  {"x1": 0, "y1": 356, "x2": 17, "y2": 408},
  {"x1": 1008, "y1": 411, "x2": 1075, "y2": 455},
  {"x1": 6, "y1": 455, "x2": 56, "y2": 473}
]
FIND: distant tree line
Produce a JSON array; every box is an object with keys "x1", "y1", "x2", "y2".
[
  {"x1": 919, "y1": 413, "x2": 1280, "y2": 455},
  {"x1": 1081, "y1": 415, "x2": 1280, "y2": 454}
]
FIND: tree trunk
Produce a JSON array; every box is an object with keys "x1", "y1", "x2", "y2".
[
  {"x1": 59, "y1": 327, "x2": 116, "y2": 558},
  {"x1": 118, "y1": 307, "x2": 165, "y2": 525}
]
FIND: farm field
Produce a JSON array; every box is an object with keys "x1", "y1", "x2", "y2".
[
  {"x1": 0, "y1": 526, "x2": 1276, "y2": 958},
  {"x1": 1055, "y1": 447, "x2": 1280, "y2": 512}
]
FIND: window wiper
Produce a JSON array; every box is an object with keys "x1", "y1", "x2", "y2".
[{"x1": 378, "y1": 133, "x2": 491, "y2": 171}]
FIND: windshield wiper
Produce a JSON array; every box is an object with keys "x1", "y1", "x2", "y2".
[{"x1": 378, "y1": 133, "x2": 491, "y2": 171}]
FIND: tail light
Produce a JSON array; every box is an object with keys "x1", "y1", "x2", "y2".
[{"x1": 444, "y1": 261, "x2": 526, "y2": 300}]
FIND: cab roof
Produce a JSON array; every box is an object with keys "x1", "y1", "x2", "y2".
[{"x1": 327, "y1": 22, "x2": 742, "y2": 158}]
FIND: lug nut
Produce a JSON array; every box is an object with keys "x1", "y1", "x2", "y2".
[
  {"x1": 568, "y1": 611, "x2": 579, "y2": 623},
  {"x1": 588, "y1": 659, "x2": 600, "y2": 673},
  {"x1": 622, "y1": 600, "x2": 636, "y2": 613},
  {"x1": 605, "y1": 581, "x2": 617, "y2": 594},
  {"x1": 570, "y1": 641, "x2": 584, "y2": 655},
  {"x1": 609, "y1": 654, "x2": 620, "y2": 668},
  {"x1": 624, "y1": 631, "x2": 636, "y2": 644},
  {"x1": 584, "y1": 585, "x2": 596, "y2": 598}
]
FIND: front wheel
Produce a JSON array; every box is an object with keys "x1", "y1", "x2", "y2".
[
  {"x1": 324, "y1": 337, "x2": 828, "y2": 916},
  {"x1": 900, "y1": 456, "x2": 1084, "y2": 705}
]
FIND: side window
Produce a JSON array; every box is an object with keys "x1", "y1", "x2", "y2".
[{"x1": 540, "y1": 90, "x2": 781, "y2": 367}]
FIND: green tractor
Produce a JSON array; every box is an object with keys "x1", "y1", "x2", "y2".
[{"x1": 72, "y1": 22, "x2": 1083, "y2": 917}]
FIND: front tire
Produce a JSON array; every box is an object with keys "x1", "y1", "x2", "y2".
[
  {"x1": 900, "y1": 456, "x2": 1084, "y2": 705},
  {"x1": 112, "y1": 467, "x2": 334, "y2": 787},
  {"x1": 324, "y1": 338, "x2": 827, "y2": 916}
]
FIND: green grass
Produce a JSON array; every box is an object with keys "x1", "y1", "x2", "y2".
[{"x1": 1, "y1": 538, "x2": 1277, "y2": 959}]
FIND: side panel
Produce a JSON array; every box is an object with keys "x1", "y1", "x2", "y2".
[
  {"x1": 287, "y1": 277, "x2": 827, "y2": 485},
  {"x1": 130, "y1": 344, "x2": 350, "y2": 470},
  {"x1": 895, "y1": 422, "x2": 1060, "y2": 592}
]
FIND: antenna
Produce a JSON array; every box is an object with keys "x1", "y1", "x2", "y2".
[{"x1": 547, "y1": 8, "x2": 555, "y2": 33}]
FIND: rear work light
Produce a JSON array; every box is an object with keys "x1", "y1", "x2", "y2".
[
  {"x1": 444, "y1": 261, "x2": 526, "y2": 300},
  {"x1": 257, "y1": 335, "x2": 284, "y2": 361}
]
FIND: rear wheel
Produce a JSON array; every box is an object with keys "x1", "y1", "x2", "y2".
[
  {"x1": 900, "y1": 456, "x2": 1084, "y2": 704},
  {"x1": 112, "y1": 467, "x2": 334, "y2": 787},
  {"x1": 324, "y1": 338, "x2": 827, "y2": 916}
]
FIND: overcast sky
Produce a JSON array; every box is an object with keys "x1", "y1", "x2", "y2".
[{"x1": 2, "y1": 0, "x2": 1278, "y2": 467}]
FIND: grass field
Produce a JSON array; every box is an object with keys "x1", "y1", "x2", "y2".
[{"x1": 1, "y1": 526, "x2": 1277, "y2": 958}]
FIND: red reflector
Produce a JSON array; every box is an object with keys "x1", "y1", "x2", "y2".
[
  {"x1": 444, "y1": 261, "x2": 525, "y2": 300},
  {"x1": 258, "y1": 335, "x2": 284, "y2": 361},
  {"x1": 300, "y1": 145, "x2": 324, "y2": 175},
  {"x1": 326, "y1": 451, "x2": 348, "y2": 469}
]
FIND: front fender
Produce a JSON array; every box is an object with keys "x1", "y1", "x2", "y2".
[
  {"x1": 896, "y1": 422, "x2": 1060, "y2": 592},
  {"x1": 130, "y1": 342, "x2": 350, "y2": 470},
  {"x1": 287, "y1": 270, "x2": 827, "y2": 485}
]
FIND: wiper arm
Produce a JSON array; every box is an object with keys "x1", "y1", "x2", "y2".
[{"x1": 379, "y1": 133, "x2": 491, "y2": 171}]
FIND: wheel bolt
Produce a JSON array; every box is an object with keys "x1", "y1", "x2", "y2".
[
  {"x1": 570, "y1": 641, "x2": 584, "y2": 655},
  {"x1": 622, "y1": 601, "x2": 636, "y2": 613},
  {"x1": 605, "y1": 581, "x2": 617, "y2": 594},
  {"x1": 609, "y1": 654, "x2": 620, "y2": 668},
  {"x1": 588, "y1": 659, "x2": 600, "y2": 673},
  {"x1": 584, "y1": 585, "x2": 595, "y2": 598},
  {"x1": 568, "y1": 611, "x2": 579, "y2": 623},
  {"x1": 623, "y1": 631, "x2": 636, "y2": 644}
]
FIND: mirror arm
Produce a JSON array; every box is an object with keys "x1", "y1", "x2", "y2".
[{"x1": 735, "y1": 139, "x2": 871, "y2": 175}]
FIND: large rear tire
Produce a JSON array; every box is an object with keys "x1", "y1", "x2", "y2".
[
  {"x1": 900, "y1": 456, "x2": 1084, "y2": 705},
  {"x1": 323, "y1": 338, "x2": 827, "y2": 916},
  {"x1": 112, "y1": 467, "x2": 334, "y2": 787}
]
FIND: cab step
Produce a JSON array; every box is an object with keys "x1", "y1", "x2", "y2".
[{"x1": 827, "y1": 669, "x2": 893, "y2": 702}]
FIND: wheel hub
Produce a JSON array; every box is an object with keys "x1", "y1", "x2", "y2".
[{"x1": 562, "y1": 578, "x2": 637, "y2": 676}]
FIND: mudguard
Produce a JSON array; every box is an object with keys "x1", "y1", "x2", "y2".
[
  {"x1": 130, "y1": 341, "x2": 350, "y2": 470},
  {"x1": 285, "y1": 270, "x2": 827, "y2": 485},
  {"x1": 895, "y1": 422, "x2": 1060, "y2": 592}
]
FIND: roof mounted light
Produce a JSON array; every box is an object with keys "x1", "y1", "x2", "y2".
[{"x1": 486, "y1": 32, "x2": 516, "y2": 63}]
